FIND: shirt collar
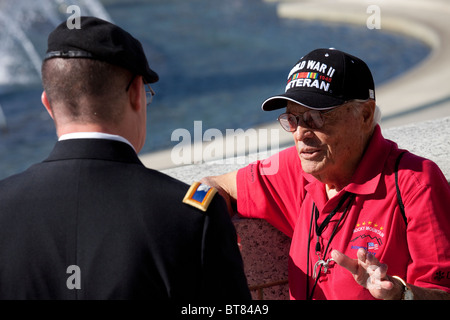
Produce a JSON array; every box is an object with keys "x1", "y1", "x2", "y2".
[
  {"x1": 58, "y1": 132, "x2": 136, "y2": 153},
  {"x1": 344, "y1": 125, "x2": 395, "y2": 195}
]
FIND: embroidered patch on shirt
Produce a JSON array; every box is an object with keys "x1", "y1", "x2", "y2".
[{"x1": 183, "y1": 182, "x2": 217, "y2": 212}]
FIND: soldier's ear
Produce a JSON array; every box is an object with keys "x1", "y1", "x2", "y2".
[
  {"x1": 41, "y1": 91, "x2": 54, "y2": 120},
  {"x1": 126, "y1": 75, "x2": 145, "y2": 112}
]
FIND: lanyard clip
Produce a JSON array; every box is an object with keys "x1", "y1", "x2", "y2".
[{"x1": 313, "y1": 258, "x2": 334, "y2": 279}]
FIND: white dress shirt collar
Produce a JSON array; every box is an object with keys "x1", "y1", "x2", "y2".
[{"x1": 58, "y1": 132, "x2": 136, "y2": 153}]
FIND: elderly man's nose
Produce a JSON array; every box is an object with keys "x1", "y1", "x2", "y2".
[{"x1": 293, "y1": 125, "x2": 314, "y2": 141}]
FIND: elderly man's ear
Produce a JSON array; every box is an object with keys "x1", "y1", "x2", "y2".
[{"x1": 361, "y1": 99, "x2": 376, "y2": 129}]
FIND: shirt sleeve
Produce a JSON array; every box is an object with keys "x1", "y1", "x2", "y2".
[
  {"x1": 236, "y1": 146, "x2": 304, "y2": 238},
  {"x1": 400, "y1": 154, "x2": 450, "y2": 293}
]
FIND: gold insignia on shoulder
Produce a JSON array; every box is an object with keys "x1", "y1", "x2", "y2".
[{"x1": 183, "y1": 182, "x2": 218, "y2": 212}]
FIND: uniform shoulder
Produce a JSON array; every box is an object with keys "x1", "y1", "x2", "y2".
[
  {"x1": 135, "y1": 167, "x2": 226, "y2": 215},
  {"x1": 182, "y1": 182, "x2": 218, "y2": 212}
]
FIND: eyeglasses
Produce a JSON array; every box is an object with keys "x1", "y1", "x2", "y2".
[
  {"x1": 145, "y1": 84, "x2": 155, "y2": 106},
  {"x1": 126, "y1": 75, "x2": 155, "y2": 106},
  {"x1": 277, "y1": 108, "x2": 338, "y2": 131}
]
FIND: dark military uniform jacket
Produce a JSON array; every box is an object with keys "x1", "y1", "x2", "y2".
[{"x1": 0, "y1": 138, "x2": 250, "y2": 299}]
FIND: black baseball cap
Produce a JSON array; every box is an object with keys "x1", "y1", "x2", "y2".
[
  {"x1": 44, "y1": 16, "x2": 159, "y2": 84},
  {"x1": 262, "y1": 48, "x2": 375, "y2": 111}
]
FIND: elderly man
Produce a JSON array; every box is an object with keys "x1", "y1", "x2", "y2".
[
  {"x1": 202, "y1": 48, "x2": 450, "y2": 300},
  {"x1": 0, "y1": 17, "x2": 250, "y2": 300}
]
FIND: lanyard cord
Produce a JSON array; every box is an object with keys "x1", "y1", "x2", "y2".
[
  {"x1": 306, "y1": 192, "x2": 355, "y2": 300},
  {"x1": 315, "y1": 192, "x2": 352, "y2": 239}
]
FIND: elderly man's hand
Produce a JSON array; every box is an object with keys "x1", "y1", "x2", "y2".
[
  {"x1": 200, "y1": 172, "x2": 238, "y2": 217},
  {"x1": 331, "y1": 248, "x2": 401, "y2": 300}
]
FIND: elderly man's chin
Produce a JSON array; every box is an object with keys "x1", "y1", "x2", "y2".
[{"x1": 298, "y1": 151, "x2": 327, "y2": 175}]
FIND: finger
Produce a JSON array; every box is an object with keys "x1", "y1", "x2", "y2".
[
  {"x1": 377, "y1": 263, "x2": 388, "y2": 278},
  {"x1": 331, "y1": 250, "x2": 358, "y2": 274},
  {"x1": 366, "y1": 265, "x2": 382, "y2": 286},
  {"x1": 366, "y1": 251, "x2": 380, "y2": 266},
  {"x1": 367, "y1": 278, "x2": 395, "y2": 298},
  {"x1": 366, "y1": 264, "x2": 392, "y2": 290},
  {"x1": 380, "y1": 279, "x2": 394, "y2": 291},
  {"x1": 366, "y1": 264, "x2": 378, "y2": 277},
  {"x1": 357, "y1": 248, "x2": 368, "y2": 262},
  {"x1": 357, "y1": 248, "x2": 381, "y2": 269}
]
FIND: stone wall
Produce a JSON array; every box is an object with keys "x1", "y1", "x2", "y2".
[{"x1": 161, "y1": 117, "x2": 450, "y2": 300}]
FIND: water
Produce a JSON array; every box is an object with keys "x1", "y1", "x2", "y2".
[{"x1": 0, "y1": 0, "x2": 431, "y2": 179}]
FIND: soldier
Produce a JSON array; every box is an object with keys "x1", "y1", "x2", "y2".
[{"x1": 0, "y1": 16, "x2": 250, "y2": 300}]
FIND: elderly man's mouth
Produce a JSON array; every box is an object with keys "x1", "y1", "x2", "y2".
[{"x1": 299, "y1": 148, "x2": 322, "y2": 160}]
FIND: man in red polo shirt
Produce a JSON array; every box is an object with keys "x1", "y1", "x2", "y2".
[{"x1": 202, "y1": 48, "x2": 450, "y2": 300}]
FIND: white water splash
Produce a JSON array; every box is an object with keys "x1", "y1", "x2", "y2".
[{"x1": 0, "y1": 0, "x2": 112, "y2": 86}]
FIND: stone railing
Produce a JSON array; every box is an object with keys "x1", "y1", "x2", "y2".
[{"x1": 161, "y1": 117, "x2": 450, "y2": 300}]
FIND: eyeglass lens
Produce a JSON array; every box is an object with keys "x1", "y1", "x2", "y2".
[
  {"x1": 278, "y1": 111, "x2": 325, "y2": 131},
  {"x1": 145, "y1": 84, "x2": 155, "y2": 106}
]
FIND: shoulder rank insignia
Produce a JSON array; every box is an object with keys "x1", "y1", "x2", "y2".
[{"x1": 183, "y1": 182, "x2": 218, "y2": 212}]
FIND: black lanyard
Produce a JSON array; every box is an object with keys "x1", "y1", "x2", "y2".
[
  {"x1": 306, "y1": 191, "x2": 355, "y2": 300},
  {"x1": 315, "y1": 191, "x2": 353, "y2": 253}
]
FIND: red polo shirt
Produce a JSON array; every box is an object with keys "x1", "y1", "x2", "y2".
[{"x1": 236, "y1": 125, "x2": 450, "y2": 299}]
